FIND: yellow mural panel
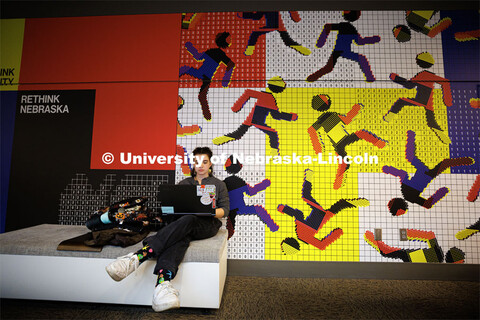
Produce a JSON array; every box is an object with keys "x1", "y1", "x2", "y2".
[
  {"x1": 264, "y1": 87, "x2": 450, "y2": 261},
  {"x1": 0, "y1": 19, "x2": 25, "y2": 91}
]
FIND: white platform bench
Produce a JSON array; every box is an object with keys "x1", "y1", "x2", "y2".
[{"x1": 0, "y1": 224, "x2": 228, "y2": 309}]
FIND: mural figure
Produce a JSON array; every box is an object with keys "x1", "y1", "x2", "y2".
[
  {"x1": 308, "y1": 94, "x2": 387, "y2": 189},
  {"x1": 213, "y1": 76, "x2": 298, "y2": 155},
  {"x1": 454, "y1": 29, "x2": 480, "y2": 42},
  {"x1": 280, "y1": 237, "x2": 301, "y2": 255},
  {"x1": 383, "y1": 130, "x2": 474, "y2": 216},
  {"x1": 470, "y1": 98, "x2": 480, "y2": 109},
  {"x1": 392, "y1": 10, "x2": 452, "y2": 42},
  {"x1": 238, "y1": 11, "x2": 311, "y2": 56},
  {"x1": 176, "y1": 96, "x2": 202, "y2": 176},
  {"x1": 467, "y1": 175, "x2": 480, "y2": 202},
  {"x1": 456, "y1": 218, "x2": 480, "y2": 240},
  {"x1": 181, "y1": 13, "x2": 205, "y2": 29},
  {"x1": 223, "y1": 155, "x2": 277, "y2": 239},
  {"x1": 179, "y1": 32, "x2": 235, "y2": 121},
  {"x1": 277, "y1": 169, "x2": 370, "y2": 253},
  {"x1": 392, "y1": 24, "x2": 412, "y2": 43},
  {"x1": 307, "y1": 11, "x2": 380, "y2": 82},
  {"x1": 383, "y1": 52, "x2": 452, "y2": 144},
  {"x1": 364, "y1": 229, "x2": 465, "y2": 263}
]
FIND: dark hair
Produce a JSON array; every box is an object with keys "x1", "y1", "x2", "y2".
[
  {"x1": 225, "y1": 155, "x2": 242, "y2": 174},
  {"x1": 445, "y1": 247, "x2": 465, "y2": 263},
  {"x1": 311, "y1": 94, "x2": 331, "y2": 112},
  {"x1": 215, "y1": 32, "x2": 231, "y2": 49},
  {"x1": 190, "y1": 147, "x2": 213, "y2": 177},
  {"x1": 343, "y1": 11, "x2": 361, "y2": 22},
  {"x1": 267, "y1": 83, "x2": 285, "y2": 93},
  {"x1": 416, "y1": 52, "x2": 434, "y2": 69},
  {"x1": 388, "y1": 198, "x2": 408, "y2": 216}
]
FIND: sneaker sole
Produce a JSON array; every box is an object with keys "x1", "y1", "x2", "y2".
[{"x1": 152, "y1": 297, "x2": 180, "y2": 312}]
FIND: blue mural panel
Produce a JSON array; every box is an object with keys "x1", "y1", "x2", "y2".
[
  {"x1": 0, "y1": 91, "x2": 17, "y2": 233},
  {"x1": 441, "y1": 10, "x2": 480, "y2": 174}
]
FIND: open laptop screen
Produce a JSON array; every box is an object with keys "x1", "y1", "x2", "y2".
[{"x1": 158, "y1": 184, "x2": 216, "y2": 216}]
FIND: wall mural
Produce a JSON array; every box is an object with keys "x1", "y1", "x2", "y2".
[{"x1": 1, "y1": 10, "x2": 479, "y2": 265}]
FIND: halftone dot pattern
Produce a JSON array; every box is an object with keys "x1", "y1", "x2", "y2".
[
  {"x1": 440, "y1": 10, "x2": 480, "y2": 83},
  {"x1": 59, "y1": 174, "x2": 115, "y2": 225},
  {"x1": 358, "y1": 173, "x2": 480, "y2": 264},
  {"x1": 448, "y1": 86, "x2": 480, "y2": 174},
  {"x1": 174, "y1": 11, "x2": 478, "y2": 263},
  {"x1": 59, "y1": 174, "x2": 169, "y2": 225},
  {"x1": 254, "y1": 86, "x2": 454, "y2": 261},
  {"x1": 266, "y1": 87, "x2": 450, "y2": 174},
  {"x1": 180, "y1": 12, "x2": 265, "y2": 89},
  {"x1": 439, "y1": 10, "x2": 479, "y2": 174},
  {"x1": 267, "y1": 11, "x2": 445, "y2": 89},
  {"x1": 109, "y1": 174, "x2": 168, "y2": 213},
  {"x1": 353, "y1": 88, "x2": 451, "y2": 173},
  {"x1": 226, "y1": 163, "x2": 270, "y2": 261},
  {"x1": 266, "y1": 163, "x2": 360, "y2": 261},
  {"x1": 176, "y1": 86, "x2": 267, "y2": 259},
  {"x1": 263, "y1": 87, "x2": 361, "y2": 261},
  {"x1": 176, "y1": 87, "x2": 268, "y2": 179}
]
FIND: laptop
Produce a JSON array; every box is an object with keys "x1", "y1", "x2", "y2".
[{"x1": 157, "y1": 184, "x2": 216, "y2": 216}]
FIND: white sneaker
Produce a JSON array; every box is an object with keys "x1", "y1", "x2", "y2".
[
  {"x1": 105, "y1": 253, "x2": 139, "y2": 281},
  {"x1": 152, "y1": 281, "x2": 180, "y2": 312}
]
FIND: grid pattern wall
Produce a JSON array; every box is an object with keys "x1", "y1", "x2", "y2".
[
  {"x1": 59, "y1": 174, "x2": 169, "y2": 225},
  {"x1": 176, "y1": 10, "x2": 480, "y2": 264}
]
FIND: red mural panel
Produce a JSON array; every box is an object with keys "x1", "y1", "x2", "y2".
[
  {"x1": 179, "y1": 12, "x2": 266, "y2": 88},
  {"x1": 19, "y1": 14, "x2": 182, "y2": 170}
]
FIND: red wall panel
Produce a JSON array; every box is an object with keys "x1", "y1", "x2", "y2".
[{"x1": 19, "y1": 14, "x2": 181, "y2": 170}]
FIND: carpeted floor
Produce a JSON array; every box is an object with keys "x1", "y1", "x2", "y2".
[{"x1": 1, "y1": 276, "x2": 479, "y2": 319}]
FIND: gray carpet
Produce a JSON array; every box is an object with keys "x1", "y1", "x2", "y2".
[{"x1": 1, "y1": 276, "x2": 479, "y2": 319}]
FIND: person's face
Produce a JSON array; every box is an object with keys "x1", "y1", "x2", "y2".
[{"x1": 194, "y1": 153, "x2": 212, "y2": 176}]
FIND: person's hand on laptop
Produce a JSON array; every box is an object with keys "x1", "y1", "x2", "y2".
[{"x1": 215, "y1": 208, "x2": 226, "y2": 218}]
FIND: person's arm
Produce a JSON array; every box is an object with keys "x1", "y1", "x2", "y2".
[
  {"x1": 355, "y1": 34, "x2": 381, "y2": 45},
  {"x1": 288, "y1": 11, "x2": 301, "y2": 22},
  {"x1": 390, "y1": 73, "x2": 417, "y2": 89},
  {"x1": 328, "y1": 198, "x2": 370, "y2": 214},
  {"x1": 406, "y1": 229, "x2": 436, "y2": 244},
  {"x1": 339, "y1": 103, "x2": 362, "y2": 125},
  {"x1": 245, "y1": 179, "x2": 271, "y2": 196},
  {"x1": 308, "y1": 119, "x2": 326, "y2": 154},
  {"x1": 432, "y1": 74, "x2": 453, "y2": 107},
  {"x1": 177, "y1": 121, "x2": 201, "y2": 137},
  {"x1": 405, "y1": 130, "x2": 428, "y2": 171},
  {"x1": 185, "y1": 42, "x2": 203, "y2": 61},
  {"x1": 390, "y1": 73, "x2": 416, "y2": 89},
  {"x1": 177, "y1": 177, "x2": 193, "y2": 185},
  {"x1": 382, "y1": 165, "x2": 409, "y2": 182},
  {"x1": 232, "y1": 89, "x2": 257, "y2": 112},
  {"x1": 215, "y1": 208, "x2": 225, "y2": 218},
  {"x1": 215, "y1": 181, "x2": 230, "y2": 218},
  {"x1": 222, "y1": 61, "x2": 235, "y2": 87},
  {"x1": 316, "y1": 24, "x2": 332, "y2": 48},
  {"x1": 269, "y1": 109, "x2": 298, "y2": 121}
]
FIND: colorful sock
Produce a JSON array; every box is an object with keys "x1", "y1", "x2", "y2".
[
  {"x1": 134, "y1": 245, "x2": 155, "y2": 264},
  {"x1": 156, "y1": 269, "x2": 174, "y2": 286}
]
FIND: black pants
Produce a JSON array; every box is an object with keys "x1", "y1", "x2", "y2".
[
  {"x1": 390, "y1": 100, "x2": 442, "y2": 131},
  {"x1": 143, "y1": 215, "x2": 222, "y2": 278},
  {"x1": 226, "y1": 124, "x2": 280, "y2": 149},
  {"x1": 248, "y1": 30, "x2": 299, "y2": 46}
]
